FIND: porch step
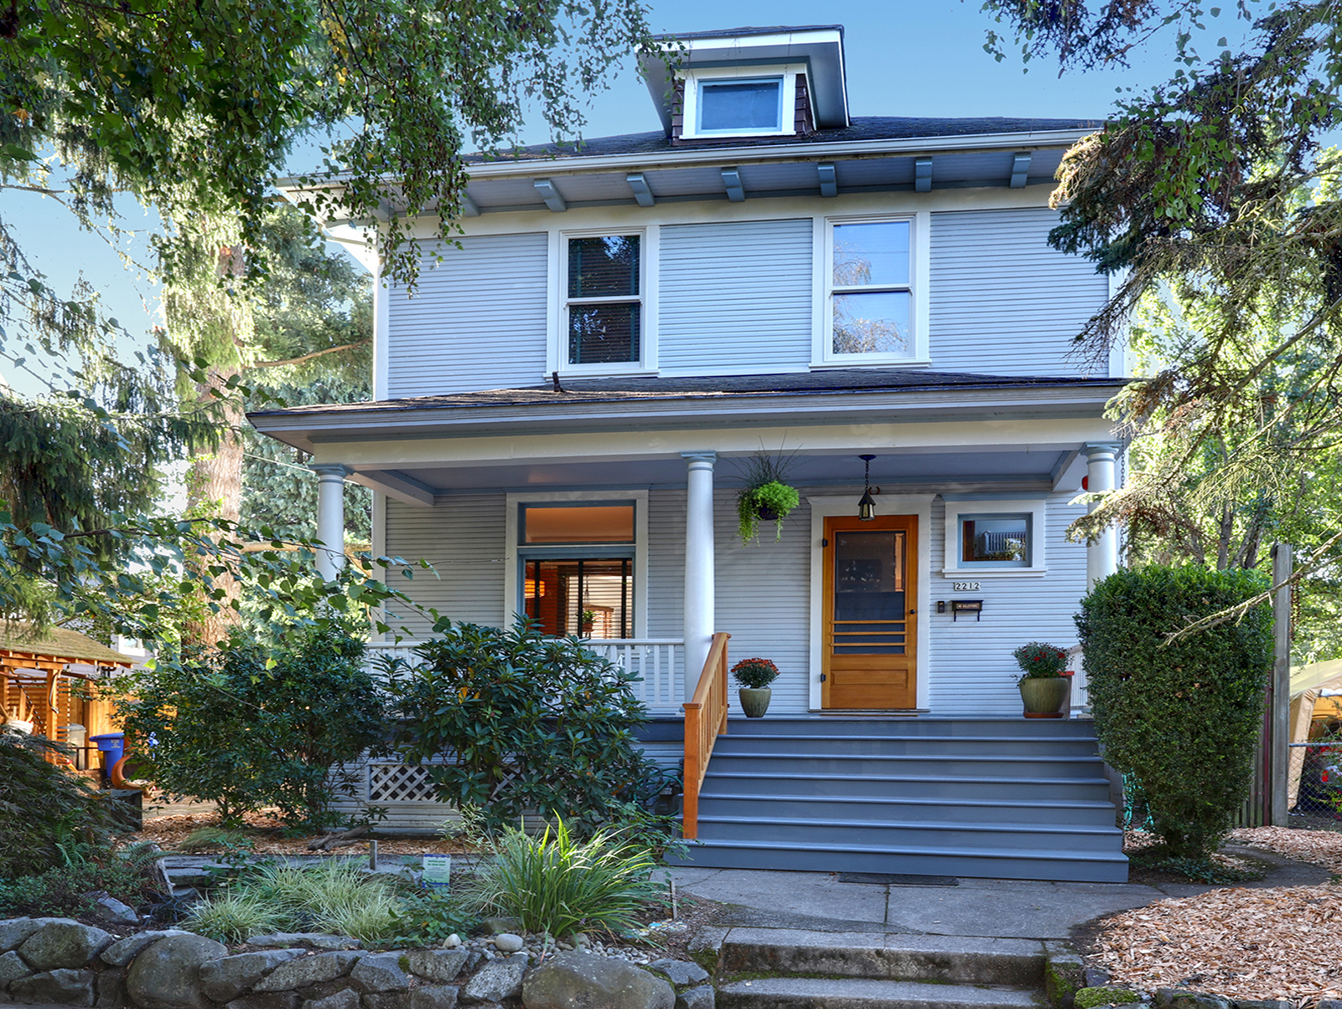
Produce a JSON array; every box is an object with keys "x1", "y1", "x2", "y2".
[
  {"x1": 716, "y1": 977, "x2": 1041, "y2": 1009},
  {"x1": 696, "y1": 791, "x2": 1118, "y2": 827},
  {"x1": 674, "y1": 716, "x2": 1126, "y2": 883}
]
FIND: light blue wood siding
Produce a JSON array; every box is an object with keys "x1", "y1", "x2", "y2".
[
  {"x1": 925, "y1": 492, "x2": 1089, "y2": 714},
  {"x1": 383, "y1": 495, "x2": 507, "y2": 636},
  {"x1": 647, "y1": 489, "x2": 686, "y2": 641},
  {"x1": 928, "y1": 208, "x2": 1108, "y2": 376},
  {"x1": 658, "y1": 219, "x2": 813, "y2": 373},
  {"x1": 385, "y1": 235, "x2": 547, "y2": 398}
]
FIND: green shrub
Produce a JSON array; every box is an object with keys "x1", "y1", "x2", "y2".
[
  {"x1": 0, "y1": 840, "x2": 159, "y2": 916},
  {"x1": 118, "y1": 625, "x2": 386, "y2": 828},
  {"x1": 461, "y1": 819, "x2": 663, "y2": 938},
  {"x1": 1076, "y1": 565, "x2": 1273, "y2": 861},
  {"x1": 0, "y1": 728, "x2": 132, "y2": 876},
  {"x1": 386, "y1": 620, "x2": 671, "y2": 837}
]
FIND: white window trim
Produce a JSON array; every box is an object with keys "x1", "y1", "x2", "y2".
[
  {"x1": 941, "y1": 497, "x2": 1048, "y2": 577},
  {"x1": 807, "y1": 494, "x2": 934, "y2": 712},
  {"x1": 813, "y1": 211, "x2": 930, "y2": 368},
  {"x1": 504, "y1": 490, "x2": 650, "y2": 636},
  {"x1": 548, "y1": 226, "x2": 659, "y2": 377},
  {"x1": 678, "y1": 64, "x2": 806, "y2": 140}
]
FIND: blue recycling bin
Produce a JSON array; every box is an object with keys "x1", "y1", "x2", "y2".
[{"x1": 89, "y1": 733, "x2": 125, "y2": 778}]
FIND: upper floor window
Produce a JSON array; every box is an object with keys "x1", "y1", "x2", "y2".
[
  {"x1": 566, "y1": 235, "x2": 641, "y2": 366},
  {"x1": 698, "y1": 77, "x2": 783, "y2": 133},
  {"x1": 828, "y1": 218, "x2": 913, "y2": 360}
]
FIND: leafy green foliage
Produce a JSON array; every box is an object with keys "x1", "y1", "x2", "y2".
[
  {"x1": 461, "y1": 819, "x2": 663, "y2": 938},
  {"x1": 385, "y1": 620, "x2": 670, "y2": 837},
  {"x1": 730, "y1": 657, "x2": 780, "y2": 689},
  {"x1": 1076, "y1": 565, "x2": 1274, "y2": 860},
  {"x1": 0, "y1": 840, "x2": 160, "y2": 917},
  {"x1": 391, "y1": 886, "x2": 479, "y2": 947},
  {"x1": 0, "y1": 728, "x2": 132, "y2": 876},
  {"x1": 118, "y1": 625, "x2": 386, "y2": 828},
  {"x1": 737, "y1": 481, "x2": 800, "y2": 543},
  {"x1": 1012, "y1": 641, "x2": 1068, "y2": 679}
]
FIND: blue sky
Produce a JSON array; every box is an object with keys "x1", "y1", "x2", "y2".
[{"x1": 6, "y1": 0, "x2": 1241, "y2": 375}]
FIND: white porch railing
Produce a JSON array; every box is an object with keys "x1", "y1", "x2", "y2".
[
  {"x1": 1066, "y1": 645, "x2": 1089, "y2": 718},
  {"x1": 365, "y1": 638, "x2": 685, "y2": 714}
]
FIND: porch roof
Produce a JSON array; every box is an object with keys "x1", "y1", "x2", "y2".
[{"x1": 249, "y1": 369, "x2": 1126, "y2": 454}]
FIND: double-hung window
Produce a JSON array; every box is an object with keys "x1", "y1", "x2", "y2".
[
  {"x1": 826, "y1": 218, "x2": 916, "y2": 362},
  {"x1": 566, "y1": 235, "x2": 641, "y2": 366}
]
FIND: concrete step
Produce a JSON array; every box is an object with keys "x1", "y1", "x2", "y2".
[
  {"x1": 668, "y1": 837, "x2": 1129, "y2": 883},
  {"x1": 693, "y1": 814, "x2": 1124, "y2": 853},
  {"x1": 716, "y1": 977, "x2": 1042, "y2": 1009},
  {"x1": 715, "y1": 929, "x2": 1047, "y2": 986},
  {"x1": 695, "y1": 792, "x2": 1119, "y2": 827},
  {"x1": 724, "y1": 717, "x2": 1097, "y2": 739},
  {"x1": 707, "y1": 752, "x2": 1106, "y2": 778},
  {"x1": 711, "y1": 733, "x2": 1100, "y2": 758},
  {"x1": 704, "y1": 770, "x2": 1113, "y2": 802}
]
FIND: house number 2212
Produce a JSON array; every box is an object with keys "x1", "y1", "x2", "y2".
[{"x1": 952, "y1": 581, "x2": 981, "y2": 592}]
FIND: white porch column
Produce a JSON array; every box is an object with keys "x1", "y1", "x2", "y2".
[
  {"x1": 1083, "y1": 444, "x2": 1120, "y2": 589},
  {"x1": 682, "y1": 451, "x2": 717, "y2": 683},
  {"x1": 311, "y1": 464, "x2": 353, "y2": 581}
]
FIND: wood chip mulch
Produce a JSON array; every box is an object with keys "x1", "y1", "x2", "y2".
[{"x1": 1090, "y1": 828, "x2": 1342, "y2": 1005}]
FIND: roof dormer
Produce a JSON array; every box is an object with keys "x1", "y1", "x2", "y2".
[{"x1": 639, "y1": 25, "x2": 849, "y2": 144}]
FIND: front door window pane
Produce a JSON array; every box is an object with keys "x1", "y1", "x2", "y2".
[
  {"x1": 833, "y1": 531, "x2": 906, "y2": 655},
  {"x1": 833, "y1": 291, "x2": 910, "y2": 355},
  {"x1": 524, "y1": 558, "x2": 632, "y2": 639}
]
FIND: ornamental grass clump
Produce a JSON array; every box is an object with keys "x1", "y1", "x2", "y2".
[
  {"x1": 463, "y1": 818, "x2": 663, "y2": 939},
  {"x1": 1077, "y1": 565, "x2": 1272, "y2": 863}
]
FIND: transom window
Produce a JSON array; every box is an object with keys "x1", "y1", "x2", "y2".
[
  {"x1": 828, "y1": 219, "x2": 914, "y2": 360},
  {"x1": 697, "y1": 77, "x2": 783, "y2": 133},
  {"x1": 566, "y1": 235, "x2": 641, "y2": 366},
  {"x1": 518, "y1": 502, "x2": 635, "y2": 639}
]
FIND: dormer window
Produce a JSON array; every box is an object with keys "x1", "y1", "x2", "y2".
[
  {"x1": 676, "y1": 65, "x2": 808, "y2": 141},
  {"x1": 698, "y1": 77, "x2": 783, "y2": 133}
]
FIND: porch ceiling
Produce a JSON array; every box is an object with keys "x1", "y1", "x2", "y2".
[{"x1": 358, "y1": 446, "x2": 1084, "y2": 502}]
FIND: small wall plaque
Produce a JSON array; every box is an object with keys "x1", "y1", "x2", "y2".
[{"x1": 950, "y1": 599, "x2": 983, "y2": 622}]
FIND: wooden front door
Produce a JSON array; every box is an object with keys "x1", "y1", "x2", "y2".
[{"x1": 821, "y1": 515, "x2": 918, "y2": 710}]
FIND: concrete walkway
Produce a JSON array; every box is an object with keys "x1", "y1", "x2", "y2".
[{"x1": 665, "y1": 844, "x2": 1330, "y2": 941}]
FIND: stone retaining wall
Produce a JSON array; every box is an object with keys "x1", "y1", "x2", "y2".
[{"x1": 0, "y1": 918, "x2": 712, "y2": 1009}]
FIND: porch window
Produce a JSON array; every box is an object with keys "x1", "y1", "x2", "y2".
[
  {"x1": 958, "y1": 513, "x2": 1031, "y2": 568},
  {"x1": 518, "y1": 502, "x2": 635, "y2": 639},
  {"x1": 827, "y1": 218, "x2": 914, "y2": 360},
  {"x1": 566, "y1": 235, "x2": 641, "y2": 365}
]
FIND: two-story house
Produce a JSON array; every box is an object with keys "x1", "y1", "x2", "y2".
[{"x1": 251, "y1": 25, "x2": 1130, "y2": 882}]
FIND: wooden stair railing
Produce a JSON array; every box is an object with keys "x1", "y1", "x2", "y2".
[{"x1": 681, "y1": 632, "x2": 730, "y2": 840}]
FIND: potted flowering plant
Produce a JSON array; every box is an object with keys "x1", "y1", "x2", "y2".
[
  {"x1": 1011, "y1": 641, "x2": 1072, "y2": 718},
  {"x1": 731, "y1": 657, "x2": 780, "y2": 718}
]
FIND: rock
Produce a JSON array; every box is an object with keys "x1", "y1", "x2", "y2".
[
  {"x1": 1237, "y1": 1002, "x2": 1294, "y2": 1009},
  {"x1": 10, "y1": 968, "x2": 96, "y2": 1006},
  {"x1": 0, "y1": 951, "x2": 30, "y2": 984},
  {"x1": 361, "y1": 994, "x2": 407, "y2": 1009},
  {"x1": 302, "y1": 988, "x2": 361, "y2": 1009},
  {"x1": 102, "y1": 932, "x2": 191, "y2": 968},
  {"x1": 1045, "y1": 953, "x2": 1087, "y2": 1009},
  {"x1": 403, "y1": 950, "x2": 468, "y2": 983},
  {"x1": 250, "y1": 935, "x2": 363, "y2": 952},
  {"x1": 522, "y1": 951, "x2": 675, "y2": 1009},
  {"x1": 228, "y1": 994, "x2": 302, "y2": 1009},
  {"x1": 256, "y1": 952, "x2": 363, "y2": 992},
  {"x1": 0, "y1": 921, "x2": 46, "y2": 954},
  {"x1": 440, "y1": 936, "x2": 461, "y2": 950},
  {"x1": 1153, "y1": 992, "x2": 1231, "y2": 1009},
  {"x1": 482, "y1": 919, "x2": 522, "y2": 936},
  {"x1": 1075, "y1": 988, "x2": 1142, "y2": 1009},
  {"x1": 96, "y1": 968, "x2": 127, "y2": 1009},
  {"x1": 349, "y1": 955, "x2": 409, "y2": 994},
  {"x1": 88, "y1": 894, "x2": 139, "y2": 924},
  {"x1": 17, "y1": 920, "x2": 114, "y2": 970},
  {"x1": 410, "y1": 987, "x2": 458, "y2": 1009},
  {"x1": 461, "y1": 952, "x2": 483, "y2": 975},
  {"x1": 125, "y1": 933, "x2": 228, "y2": 1009},
  {"x1": 201, "y1": 950, "x2": 307, "y2": 1002},
  {"x1": 646, "y1": 959, "x2": 709, "y2": 988},
  {"x1": 491, "y1": 934, "x2": 523, "y2": 954},
  {"x1": 459, "y1": 953, "x2": 527, "y2": 1004},
  {"x1": 676, "y1": 985, "x2": 714, "y2": 1009}
]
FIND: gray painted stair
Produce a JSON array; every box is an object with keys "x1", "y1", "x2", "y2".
[
  {"x1": 716, "y1": 977, "x2": 1041, "y2": 1009},
  {"x1": 671, "y1": 716, "x2": 1127, "y2": 883}
]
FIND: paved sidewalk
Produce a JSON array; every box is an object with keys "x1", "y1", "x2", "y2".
[{"x1": 664, "y1": 844, "x2": 1329, "y2": 941}]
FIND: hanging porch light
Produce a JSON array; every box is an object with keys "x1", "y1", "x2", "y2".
[{"x1": 858, "y1": 454, "x2": 877, "y2": 521}]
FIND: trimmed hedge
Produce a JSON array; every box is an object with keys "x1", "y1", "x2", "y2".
[{"x1": 1076, "y1": 565, "x2": 1273, "y2": 860}]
